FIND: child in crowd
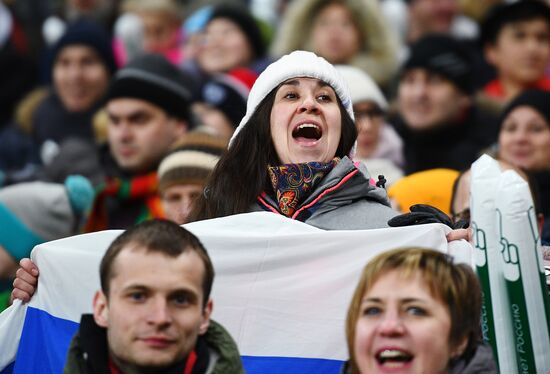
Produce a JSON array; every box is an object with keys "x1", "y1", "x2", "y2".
[
  {"x1": 157, "y1": 131, "x2": 226, "y2": 225},
  {"x1": 481, "y1": 1, "x2": 550, "y2": 105}
]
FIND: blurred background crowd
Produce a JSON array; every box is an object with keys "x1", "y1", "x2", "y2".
[{"x1": 1, "y1": 0, "x2": 550, "y2": 306}]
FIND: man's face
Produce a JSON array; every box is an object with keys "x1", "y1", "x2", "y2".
[
  {"x1": 93, "y1": 246, "x2": 212, "y2": 370},
  {"x1": 397, "y1": 68, "x2": 470, "y2": 131},
  {"x1": 486, "y1": 19, "x2": 550, "y2": 86},
  {"x1": 107, "y1": 98, "x2": 187, "y2": 173},
  {"x1": 53, "y1": 45, "x2": 110, "y2": 112}
]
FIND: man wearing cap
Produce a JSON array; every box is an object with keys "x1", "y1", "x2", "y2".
[
  {"x1": 391, "y1": 34, "x2": 498, "y2": 175},
  {"x1": 0, "y1": 18, "x2": 116, "y2": 181},
  {"x1": 84, "y1": 53, "x2": 196, "y2": 231}
]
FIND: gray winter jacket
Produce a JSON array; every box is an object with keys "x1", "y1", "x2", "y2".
[{"x1": 254, "y1": 156, "x2": 398, "y2": 230}]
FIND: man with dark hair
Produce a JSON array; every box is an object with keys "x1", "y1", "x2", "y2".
[
  {"x1": 481, "y1": 1, "x2": 550, "y2": 104},
  {"x1": 80, "y1": 53, "x2": 197, "y2": 231},
  {"x1": 64, "y1": 219, "x2": 243, "y2": 374},
  {"x1": 392, "y1": 33, "x2": 498, "y2": 174}
]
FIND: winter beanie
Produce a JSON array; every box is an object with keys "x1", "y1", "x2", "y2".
[
  {"x1": 500, "y1": 89, "x2": 550, "y2": 130},
  {"x1": 158, "y1": 132, "x2": 226, "y2": 193},
  {"x1": 403, "y1": 34, "x2": 473, "y2": 94},
  {"x1": 480, "y1": 1, "x2": 550, "y2": 47},
  {"x1": 336, "y1": 65, "x2": 388, "y2": 110},
  {"x1": 51, "y1": 18, "x2": 117, "y2": 75},
  {"x1": 0, "y1": 176, "x2": 94, "y2": 261},
  {"x1": 199, "y1": 68, "x2": 257, "y2": 128},
  {"x1": 229, "y1": 51, "x2": 354, "y2": 150},
  {"x1": 208, "y1": 5, "x2": 266, "y2": 58},
  {"x1": 107, "y1": 53, "x2": 196, "y2": 123}
]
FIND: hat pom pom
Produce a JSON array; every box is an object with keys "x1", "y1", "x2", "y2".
[{"x1": 64, "y1": 175, "x2": 95, "y2": 215}]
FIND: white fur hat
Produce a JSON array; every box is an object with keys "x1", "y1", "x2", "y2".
[
  {"x1": 336, "y1": 65, "x2": 388, "y2": 110},
  {"x1": 229, "y1": 51, "x2": 354, "y2": 149}
]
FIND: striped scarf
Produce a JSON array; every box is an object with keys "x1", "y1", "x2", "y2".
[{"x1": 84, "y1": 172, "x2": 163, "y2": 232}]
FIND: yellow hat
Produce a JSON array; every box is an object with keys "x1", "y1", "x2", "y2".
[{"x1": 388, "y1": 169, "x2": 459, "y2": 215}]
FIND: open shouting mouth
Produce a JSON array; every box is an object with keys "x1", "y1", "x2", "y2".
[
  {"x1": 376, "y1": 348, "x2": 414, "y2": 369},
  {"x1": 292, "y1": 123, "x2": 322, "y2": 143}
]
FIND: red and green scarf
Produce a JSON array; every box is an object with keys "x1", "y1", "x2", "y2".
[{"x1": 84, "y1": 172, "x2": 164, "y2": 232}]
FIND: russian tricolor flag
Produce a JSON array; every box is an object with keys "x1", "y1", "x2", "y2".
[{"x1": 0, "y1": 212, "x2": 471, "y2": 373}]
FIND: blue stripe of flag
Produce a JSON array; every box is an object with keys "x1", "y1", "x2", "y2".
[{"x1": 13, "y1": 307, "x2": 345, "y2": 373}]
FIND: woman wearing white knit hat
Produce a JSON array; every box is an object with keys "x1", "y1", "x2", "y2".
[{"x1": 192, "y1": 50, "x2": 397, "y2": 229}]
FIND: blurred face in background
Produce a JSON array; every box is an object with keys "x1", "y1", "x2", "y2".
[
  {"x1": 485, "y1": 19, "x2": 550, "y2": 87},
  {"x1": 409, "y1": 0, "x2": 458, "y2": 37},
  {"x1": 398, "y1": 68, "x2": 470, "y2": 131},
  {"x1": 499, "y1": 106, "x2": 550, "y2": 171},
  {"x1": 198, "y1": 18, "x2": 253, "y2": 73},
  {"x1": 310, "y1": 2, "x2": 362, "y2": 64},
  {"x1": 139, "y1": 11, "x2": 181, "y2": 53},
  {"x1": 192, "y1": 103, "x2": 235, "y2": 141},
  {"x1": 354, "y1": 101, "x2": 384, "y2": 159},
  {"x1": 161, "y1": 184, "x2": 204, "y2": 225},
  {"x1": 54, "y1": 45, "x2": 110, "y2": 112},
  {"x1": 107, "y1": 98, "x2": 187, "y2": 173}
]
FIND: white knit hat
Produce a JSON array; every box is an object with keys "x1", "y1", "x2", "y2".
[
  {"x1": 229, "y1": 51, "x2": 355, "y2": 149},
  {"x1": 335, "y1": 65, "x2": 388, "y2": 110}
]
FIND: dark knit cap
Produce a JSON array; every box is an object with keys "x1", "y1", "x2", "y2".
[
  {"x1": 199, "y1": 68, "x2": 257, "y2": 128},
  {"x1": 208, "y1": 5, "x2": 266, "y2": 59},
  {"x1": 403, "y1": 34, "x2": 473, "y2": 94},
  {"x1": 500, "y1": 89, "x2": 550, "y2": 129},
  {"x1": 51, "y1": 18, "x2": 117, "y2": 75},
  {"x1": 481, "y1": 0, "x2": 550, "y2": 47},
  {"x1": 107, "y1": 54, "x2": 197, "y2": 123}
]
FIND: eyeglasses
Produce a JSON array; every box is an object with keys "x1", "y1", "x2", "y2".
[{"x1": 354, "y1": 108, "x2": 384, "y2": 120}]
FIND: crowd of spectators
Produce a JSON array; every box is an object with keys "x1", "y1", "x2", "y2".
[{"x1": 1, "y1": 0, "x2": 550, "y2": 371}]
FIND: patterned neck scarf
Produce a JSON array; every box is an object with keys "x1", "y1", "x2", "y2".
[
  {"x1": 267, "y1": 158, "x2": 340, "y2": 217},
  {"x1": 84, "y1": 172, "x2": 163, "y2": 232}
]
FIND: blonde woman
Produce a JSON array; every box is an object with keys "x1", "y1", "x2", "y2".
[{"x1": 344, "y1": 247, "x2": 497, "y2": 373}]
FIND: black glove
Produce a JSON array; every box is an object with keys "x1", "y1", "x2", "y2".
[{"x1": 388, "y1": 204, "x2": 469, "y2": 229}]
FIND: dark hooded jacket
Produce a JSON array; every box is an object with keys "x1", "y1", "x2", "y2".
[
  {"x1": 63, "y1": 315, "x2": 243, "y2": 374},
  {"x1": 391, "y1": 107, "x2": 498, "y2": 175}
]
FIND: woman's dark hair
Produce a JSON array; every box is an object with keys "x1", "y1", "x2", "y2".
[{"x1": 190, "y1": 81, "x2": 357, "y2": 221}]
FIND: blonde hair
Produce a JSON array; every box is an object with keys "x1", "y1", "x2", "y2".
[{"x1": 345, "y1": 247, "x2": 481, "y2": 374}]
